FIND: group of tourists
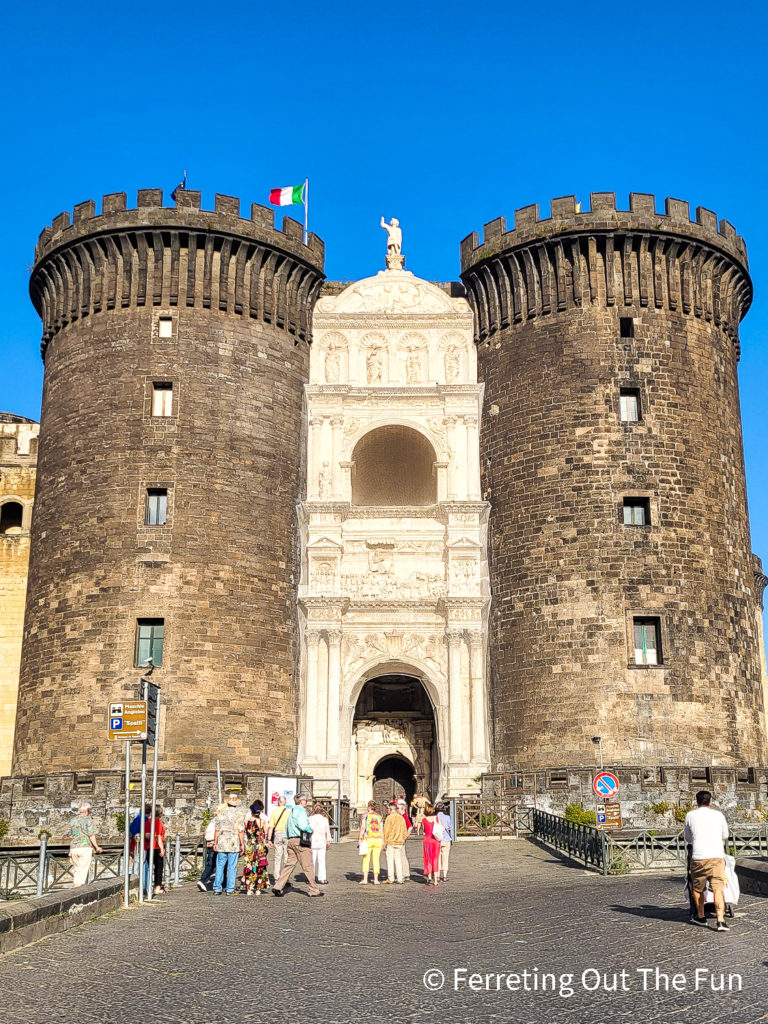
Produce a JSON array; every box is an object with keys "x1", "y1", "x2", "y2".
[
  {"x1": 198, "y1": 792, "x2": 333, "y2": 897},
  {"x1": 357, "y1": 798, "x2": 452, "y2": 885},
  {"x1": 196, "y1": 791, "x2": 453, "y2": 896}
]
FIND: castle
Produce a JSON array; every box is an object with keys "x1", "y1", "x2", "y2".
[{"x1": 1, "y1": 187, "x2": 767, "y2": 835}]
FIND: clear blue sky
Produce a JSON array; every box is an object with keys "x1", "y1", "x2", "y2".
[{"x1": 2, "y1": 0, "x2": 767, "y2": 572}]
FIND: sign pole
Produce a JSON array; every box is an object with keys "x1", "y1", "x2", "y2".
[
  {"x1": 123, "y1": 740, "x2": 131, "y2": 908},
  {"x1": 216, "y1": 759, "x2": 222, "y2": 805},
  {"x1": 138, "y1": 678, "x2": 148, "y2": 903},
  {"x1": 146, "y1": 688, "x2": 161, "y2": 901}
]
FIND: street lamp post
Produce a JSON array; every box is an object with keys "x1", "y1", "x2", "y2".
[{"x1": 591, "y1": 736, "x2": 603, "y2": 770}]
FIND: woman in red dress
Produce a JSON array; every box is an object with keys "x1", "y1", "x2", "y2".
[{"x1": 421, "y1": 804, "x2": 441, "y2": 885}]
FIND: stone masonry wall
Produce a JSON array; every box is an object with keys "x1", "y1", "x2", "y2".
[
  {"x1": 461, "y1": 193, "x2": 767, "y2": 770},
  {"x1": 0, "y1": 418, "x2": 39, "y2": 776},
  {"x1": 11, "y1": 191, "x2": 324, "y2": 782}
]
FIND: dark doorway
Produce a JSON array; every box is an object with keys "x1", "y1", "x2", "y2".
[{"x1": 373, "y1": 756, "x2": 415, "y2": 807}]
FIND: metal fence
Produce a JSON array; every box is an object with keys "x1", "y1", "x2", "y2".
[
  {"x1": 0, "y1": 836, "x2": 203, "y2": 899},
  {"x1": 531, "y1": 809, "x2": 607, "y2": 872},
  {"x1": 454, "y1": 798, "x2": 534, "y2": 837},
  {"x1": 310, "y1": 799, "x2": 351, "y2": 840},
  {"x1": 605, "y1": 826, "x2": 768, "y2": 872}
]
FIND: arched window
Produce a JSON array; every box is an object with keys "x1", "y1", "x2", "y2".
[
  {"x1": 352, "y1": 426, "x2": 436, "y2": 506},
  {"x1": 0, "y1": 501, "x2": 23, "y2": 535}
]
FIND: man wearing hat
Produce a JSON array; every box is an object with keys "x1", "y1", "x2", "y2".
[
  {"x1": 212, "y1": 792, "x2": 247, "y2": 895},
  {"x1": 68, "y1": 802, "x2": 103, "y2": 887}
]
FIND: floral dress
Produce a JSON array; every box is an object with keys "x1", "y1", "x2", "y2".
[{"x1": 242, "y1": 815, "x2": 269, "y2": 893}]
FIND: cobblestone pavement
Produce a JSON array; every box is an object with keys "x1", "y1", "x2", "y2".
[{"x1": 1, "y1": 838, "x2": 767, "y2": 1024}]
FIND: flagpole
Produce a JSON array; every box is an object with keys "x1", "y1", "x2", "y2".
[{"x1": 303, "y1": 177, "x2": 308, "y2": 246}]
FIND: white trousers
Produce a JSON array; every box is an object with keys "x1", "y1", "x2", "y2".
[
  {"x1": 70, "y1": 846, "x2": 92, "y2": 887},
  {"x1": 386, "y1": 844, "x2": 404, "y2": 882},
  {"x1": 440, "y1": 841, "x2": 451, "y2": 877},
  {"x1": 272, "y1": 834, "x2": 288, "y2": 879},
  {"x1": 312, "y1": 847, "x2": 327, "y2": 882},
  {"x1": 401, "y1": 841, "x2": 410, "y2": 877}
]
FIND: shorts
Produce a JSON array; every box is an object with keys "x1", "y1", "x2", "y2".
[{"x1": 690, "y1": 857, "x2": 726, "y2": 893}]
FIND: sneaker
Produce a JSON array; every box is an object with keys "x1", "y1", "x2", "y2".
[
  {"x1": 197, "y1": 880, "x2": 208, "y2": 892},
  {"x1": 213, "y1": 890, "x2": 223, "y2": 895},
  {"x1": 272, "y1": 888, "x2": 284, "y2": 897},
  {"x1": 716, "y1": 919, "x2": 730, "y2": 932},
  {"x1": 308, "y1": 891, "x2": 325, "y2": 897},
  {"x1": 690, "y1": 915, "x2": 708, "y2": 927}
]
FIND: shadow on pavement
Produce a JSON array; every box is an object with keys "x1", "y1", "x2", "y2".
[{"x1": 609, "y1": 904, "x2": 689, "y2": 922}]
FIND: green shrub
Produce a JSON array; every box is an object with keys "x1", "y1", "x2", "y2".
[
  {"x1": 564, "y1": 802, "x2": 597, "y2": 826},
  {"x1": 608, "y1": 848, "x2": 631, "y2": 875},
  {"x1": 646, "y1": 801, "x2": 671, "y2": 815},
  {"x1": 0, "y1": 818, "x2": 8, "y2": 841},
  {"x1": 114, "y1": 813, "x2": 126, "y2": 834},
  {"x1": 673, "y1": 804, "x2": 694, "y2": 824}
]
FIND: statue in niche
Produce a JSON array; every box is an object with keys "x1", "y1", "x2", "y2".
[
  {"x1": 444, "y1": 346, "x2": 461, "y2": 383},
  {"x1": 318, "y1": 461, "x2": 332, "y2": 498},
  {"x1": 406, "y1": 350, "x2": 422, "y2": 384},
  {"x1": 367, "y1": 347, "x2": 383, "y2": 384},
  {"x1": 325, "y1": 346, "x2": 340, "y2": 383}
]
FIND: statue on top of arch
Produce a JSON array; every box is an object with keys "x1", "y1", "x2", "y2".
[{"x1": 381, "y1": 216, "x2": 405, "y2": 271}]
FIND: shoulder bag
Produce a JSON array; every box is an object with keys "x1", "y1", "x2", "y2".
[{"x1": 432, "y1": 819, "x2": 444, "y2": 841}]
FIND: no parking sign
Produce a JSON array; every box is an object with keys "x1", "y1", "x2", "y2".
[{"x1": 592, "y1": 771, "x2": 620, "y2": 799}]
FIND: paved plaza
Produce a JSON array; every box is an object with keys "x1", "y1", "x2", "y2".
[{"x1": 1, "y1": 838, "x2": 767, "y2": 1024}]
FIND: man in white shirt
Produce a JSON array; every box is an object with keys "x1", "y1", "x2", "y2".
[{"x1": 683, "y1": 790, "x2": 730, "y2": 932}]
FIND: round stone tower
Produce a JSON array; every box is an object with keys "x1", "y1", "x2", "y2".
[
  {"x1": 14, "y1": 189, "x2": 324, "y2": 777},
  {"x1": 461, "y1": 192, "x2": 767, "y2": 769}
]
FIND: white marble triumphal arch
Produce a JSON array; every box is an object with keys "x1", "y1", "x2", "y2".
[{"x1": 298, "y1": 228, "x2": 491, "y2": 810}]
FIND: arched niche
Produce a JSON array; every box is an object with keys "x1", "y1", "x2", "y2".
[{"x1": 351, "y1": 425, "x2": 436, "y2": 506}]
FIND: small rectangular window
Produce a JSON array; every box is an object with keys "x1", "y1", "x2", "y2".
[
  {"x1": 136, "y1": 618, "x2": 164, "y2": 667},
  {"x1": 619, "y1": 387, "x2": 641, "y2": 423},
  {"x1": 151, "y1": 383, "x2": 173, "y2": 417},
  {"x1": 623, "y1": 497, "x2": 650, "y2": 526},
  {"x1": 158, "y1": 317, "x2": 174, "y2": 339},
  {"x1": 633, "y1": 617, "x2": 662, "y2": 666},
  {"x1": 620, "y1": 317, "x2": 635, "y2": 338},
  {"x1": 146, "y1": 488, "x2": 168, "y2": 526}
]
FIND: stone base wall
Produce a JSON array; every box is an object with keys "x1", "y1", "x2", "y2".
[
  {"x1": 0, "y1": 770, "x2": 283, "y2": 843},
  {"x1": 484, "y1": 765, "x2": 768, "y2": 829}
]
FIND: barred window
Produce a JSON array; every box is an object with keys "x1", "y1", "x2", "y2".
[
  {"x1": 151, "y1": 383, "x2": 173, "y2": 417},
  {"x1": 619, "y1": 388, "x2": 641, "y2": 423}
]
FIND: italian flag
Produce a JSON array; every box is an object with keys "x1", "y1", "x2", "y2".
[{"x1": 269, "y1": 184, "x2": 305, "y2": 206}]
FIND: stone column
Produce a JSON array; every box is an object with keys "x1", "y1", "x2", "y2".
[
  {"x1": 468, "y1": 632, "x2": 487, "y2": 761},
  {"x1": 447, "y1": 629, "x2": 465, "y2": 761},
  {"x1": 456, "y1": 416, "x2": 469, "y2": 500},
  {"x1": 305, "y1": 630, "x2": 321, "y2": 758},
  {"x1": 326, "y1": 629, "x2": 342, "y2": 763},
  {"x1": 316, "y1": 634, "x2": 329, "y2": 761},
  {"x1": 465, "y1": 415, "x2": 481, "y2": 500},
  {"x1": 445, "y1": 417, "x2": 458, "y2": 499},
  {"x1": 331, "y1": 417, "x2": 344, "y2": 497},
  {"x1": 434, "y1": 461, "x2": 449, "y2": 502},
  {"x1": 339, "y1": 461, "x2": 355, "y2": 502},
  {"x1": 309, "y1": 417, "x2": 323, "y2": 497}
]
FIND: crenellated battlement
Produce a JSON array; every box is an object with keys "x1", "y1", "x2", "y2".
[
  {"x1": 460, "y1": 192, "x2": 752, "y2": 344},
  {"x1": 35, "y1": 189, "x2": 324, "y2": 264},
  {"x1": 460, "y1": 192, "x2": 747, "y2": 269},
  {"x1": 30, "y1": 190, "x2": 326, "y2": 353}
]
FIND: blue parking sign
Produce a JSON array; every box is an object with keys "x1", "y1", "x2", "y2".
[{"x1": 111, "y1": 717, "x2": 123, "y2": 730}]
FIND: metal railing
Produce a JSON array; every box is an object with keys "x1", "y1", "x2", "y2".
[
  {"x1": 532, "y1": 810, "x2": 607, "y2": 872},
  {"x1": 454, "y1": 798, "x2": 534, "y2": 837},
  {"x1": 0, "y1": 836, "x2": 203, "y2": 899},
  {"x1": 605, "y1": 826, "x2": 768, "y2": 872}
]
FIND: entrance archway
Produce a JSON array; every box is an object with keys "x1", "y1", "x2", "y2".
[
  {"x1": 373, "y1": 754, "x2": 414, "y2": 806},
  {"x1": 352, "y1": 672, "x2": 437, "y2": 810}
]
